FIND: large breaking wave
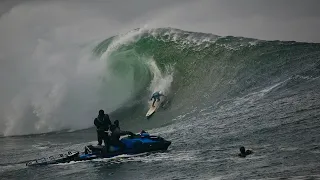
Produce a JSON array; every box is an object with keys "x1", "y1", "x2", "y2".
[{"x1": 1, "y1": 27, "x2": 320, "y2": 136}]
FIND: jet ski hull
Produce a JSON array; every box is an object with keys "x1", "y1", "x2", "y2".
[
  {"x1": 26, "y1": 151, "x2": 80, "y2": 166},
  {"x1": 26, "y1": 134, "x2": 171, "y2": 166}
]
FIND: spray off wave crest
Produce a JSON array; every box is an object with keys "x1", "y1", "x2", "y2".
[
  {"x1": 1, "y1": 28, "x2": 175, "y2": 136},
  {"x1": 2, "y1": 27, "x2": 320, "y2": 136}
]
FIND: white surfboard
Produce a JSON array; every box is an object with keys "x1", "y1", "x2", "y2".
[{"x1": 146, "y1": 96, "x2": 164, "y2": 117}]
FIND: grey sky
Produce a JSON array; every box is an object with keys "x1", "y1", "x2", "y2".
[{"x1": 1, "y1": 0, "x2": 319, "y2": 42}]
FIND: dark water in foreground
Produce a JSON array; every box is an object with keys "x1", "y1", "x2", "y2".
[{"x1": 2, "y1": 75, "x2": 320, "y2": 180}]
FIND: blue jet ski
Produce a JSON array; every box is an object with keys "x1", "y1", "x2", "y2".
[{"x1": 26, "y1": 133, "x2": 171, "y2": 166}]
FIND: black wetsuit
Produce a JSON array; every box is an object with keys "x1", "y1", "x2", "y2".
[
  {"x1": 150, "y1": 92, "x2": 164, "y2": 106},
  {"x1": 110, "y1": 125, "x2": 134, "y2": 152},
  {"x1": 238, "y1": 150, "x2": 253, "y2": 157},
  {"x1": 94, "y1": 114, "x2": 111, "y2": 146}
]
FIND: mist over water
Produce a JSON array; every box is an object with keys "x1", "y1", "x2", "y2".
[
  {"x1": 0, "y1": 5, "x2": 175, "y2": 136},
  {"x1": 0, "y1": 3, "x2": 124, "y2": 136}
]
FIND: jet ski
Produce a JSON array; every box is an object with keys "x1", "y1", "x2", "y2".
[{"x1": 26, "y1": 132, "x2": 171, "y2": 166}]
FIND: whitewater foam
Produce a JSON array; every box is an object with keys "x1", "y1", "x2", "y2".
[
  {"x1": 100, "y1": 27, "x2": 149, "y2": 60},
  {"x1": 147, "y1": 58, "x2": 174, "y2": 96}
]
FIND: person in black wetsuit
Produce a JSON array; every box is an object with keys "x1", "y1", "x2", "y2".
[
  {"x1": 94, "y1": 110, "x2": 111, "y2": 147},
  {"x1": 150, "y1": 91, "x2": 165, "y2": 107},
  {"x1": 109, "y1": 120, "x2": 134, "y2": 152},
  {"x1": 238, "y1": 146, "x2": 253, "y2": 157}
]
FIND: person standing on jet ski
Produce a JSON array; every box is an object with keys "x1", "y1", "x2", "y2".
[
  {"x1": 94, "y1": 110, "x2": 111, "y2": 147},
  {"x1": 150, "y1": 91, "x2": 165, "y2": 107},
  {"x1": 110, "y1": 120, "x2": 134, "y2": 151}
]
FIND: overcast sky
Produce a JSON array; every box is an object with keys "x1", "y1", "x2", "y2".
[{"x1": 0, "y1": 0, "x2": 320, "y2": 42}]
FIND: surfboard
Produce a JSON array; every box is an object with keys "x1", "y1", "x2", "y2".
[{"x1": 146, "y1": 97, "x2": 164, "y2": 118}]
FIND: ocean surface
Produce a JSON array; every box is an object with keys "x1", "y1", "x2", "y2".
[{"x1": 1, "y1": 27, "x2": 320, "y2": 180}]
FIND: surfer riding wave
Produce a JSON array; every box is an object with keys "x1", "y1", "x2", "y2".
[{"x1": 150, "y1": 91, "x2": 165, "y2": 107}]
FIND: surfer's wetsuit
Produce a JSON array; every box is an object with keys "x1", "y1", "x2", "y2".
[
  {"x1": 150, "y1": 91, "x2": 164, "y2": 107},
  {"x1": 94, "y1": 110, "x2": 111, "y2": 148},
  {"x1": 238, "y1": 146, "x2": 253, "y2": 157}
]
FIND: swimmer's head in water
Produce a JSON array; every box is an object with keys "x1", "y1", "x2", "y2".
[{"x1": 240, "y1": 146, "x2": 246, "y2": 154}]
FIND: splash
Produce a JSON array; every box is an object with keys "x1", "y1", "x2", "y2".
[{"x1": 147, "y1": 58, "x2": 174, "y2": 96}]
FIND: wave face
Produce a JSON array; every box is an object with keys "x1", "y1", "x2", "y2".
[
  {"x1": 2, "y1": 27, "x2": 320, "y2": 136},
  {"x1": 95, "y1": 28, "x2": 320, "y2": 112}
]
